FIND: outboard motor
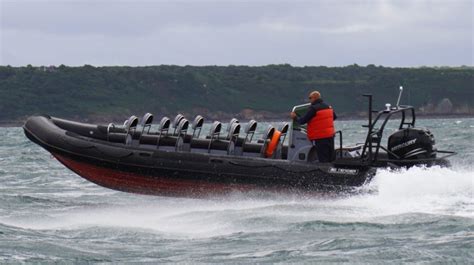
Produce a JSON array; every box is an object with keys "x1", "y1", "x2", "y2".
[{"x1": 387, "y1": 128, "x2": 436, "y2": 160}]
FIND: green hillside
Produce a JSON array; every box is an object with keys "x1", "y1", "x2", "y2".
[{"x1": 0, "y1": 64, "x2": 472, "y2": 123}]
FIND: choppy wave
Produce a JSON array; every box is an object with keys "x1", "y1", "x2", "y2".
[{"x1": 1, "y1": 119, "x2": 473, "y2": 262}]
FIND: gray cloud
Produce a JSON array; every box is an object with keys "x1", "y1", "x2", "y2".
[{"x1": 1, "y1": 0, "x2": 472, "y2": 66}]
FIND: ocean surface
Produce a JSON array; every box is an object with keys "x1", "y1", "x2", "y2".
[{"x1": 0, "y1": 118, "x2": 473, "y2": 263}]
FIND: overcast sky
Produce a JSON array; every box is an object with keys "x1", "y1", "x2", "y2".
[{"x1": 1, "y1": 0, "x2": 472, "y2": 67}]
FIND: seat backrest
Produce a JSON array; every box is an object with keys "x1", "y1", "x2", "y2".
[
  {"x1": 156, "y1": 117, "x2": 171, "y2": 149},
  {"x1": 124, "y1": 115, "x2": 139, "y2": 145},
  {"x1": 244, "y1": 120, "x2": 257, "y2": 143},
  {"x1": 159, "y1": 117, "x2": 171, "y2": 135},
  {"x1": 262, "y1": 125, "x2": 275, "y2": 141},
  {"x1": 228, "y1": 122, "x2": 241, "y2": 141},
  {"x1": 127, "y1": 115, "x2": 139, "y2": 130},
  {"x1": 175, "y1": 118, "x2": 189, "y2": 151},
  {"x1": 191, "y1": 115, "x2": 204, "y2": 138},
  {"x1": 260, "y1": 125, "x2": 275, "y2": 157},
  {"x1": 172, "y1": 114, "x2": 185, "y2": 134},
  {"x1": 209, "y1": 121, "x2": 222, "y2": 138},
  {"x1": 207, "y1": 121, "x2": 222, "y2": 153},
  {"x1": 141, "y1": 113, "x2": 153, "y2": 125},
  {"x1": 227, "y1": 118, "x2": 239, "y2": 132},
  {"x1": 227, "y1": 118, "x2": 240, "y2": 139},
  {"x1": 121, "y1": 119, "x2": 130, "y2": 144},
  {"x1": 227, "y1": 123, "x2": 241, "y2": 155},
  {"x1": 176, "y1": 118, "x2": 189, "y2": 135},
  {"x1": 107, "y1": 132, "x2": 128, "y2": 143},
  {"x1": 140, "y1": 113, "x2": 154, "y2": 135},
  {"x1": 141, "y1": 113, "x2": 153, "y2": 127},
  {"x1": 279, "y1": 122, "x2": 289, "y2": 143},
  {"x1": 106, "y1": 123, "x2": 115, "y2": 141}
]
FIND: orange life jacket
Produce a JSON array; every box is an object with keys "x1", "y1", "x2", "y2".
[{"x1": 307, "y1": 108, "x2": 335, "y2": 140}]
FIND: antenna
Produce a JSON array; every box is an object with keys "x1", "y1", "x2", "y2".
[{"x1": 396, "y1": 86, "x2": 404, "y2": 108}]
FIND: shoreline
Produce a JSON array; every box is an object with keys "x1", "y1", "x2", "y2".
[{"x1": 2, "y1": 113, "x2": 473, "y2": 127}]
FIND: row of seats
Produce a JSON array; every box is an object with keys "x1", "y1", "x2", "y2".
[{"x1": 105, "y1": 113, "x2": 289, "y2": 158}]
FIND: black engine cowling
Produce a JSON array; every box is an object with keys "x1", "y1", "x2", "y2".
[{"x1": 387, "y1": 128, "x2": 436, "y2": 160}]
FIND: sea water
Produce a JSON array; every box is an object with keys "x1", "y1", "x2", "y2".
[{"x1": 0, "y1": 118, "x2": 472, "y2": 263}]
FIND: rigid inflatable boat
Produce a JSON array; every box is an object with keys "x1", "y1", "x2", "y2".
[{"x1": 23, "y1": 91, "x2": 455, "y2": 197}]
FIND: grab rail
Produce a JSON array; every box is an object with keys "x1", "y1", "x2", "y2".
[{"x1": 335, "y1": 130, "x2": 343, "y2": 158}]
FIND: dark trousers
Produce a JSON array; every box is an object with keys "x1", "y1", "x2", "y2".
[{"x1": 312, "y1": 137, "x2": 335, "y2": 163}]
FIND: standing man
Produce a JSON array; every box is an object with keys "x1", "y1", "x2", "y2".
[{"x1": 290, "y1": 91, "x2": 337, "y2": 162}]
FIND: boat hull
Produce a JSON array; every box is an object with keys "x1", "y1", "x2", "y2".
[
  {"x1": 23, "y1": 115, "x2": 376, "y2": 197},
  {"x1": 52, "y1": 153, "x2": 257, "y2": 197}
]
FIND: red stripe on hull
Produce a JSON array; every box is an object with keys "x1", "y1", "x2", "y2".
[{"x1": 53, "y1": 154, "x2": 255, "y2": 197}]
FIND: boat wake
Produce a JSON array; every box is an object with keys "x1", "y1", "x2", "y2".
[
  {"x1": 0, "y1": 162, "x2": 472, "y2": 263},
  {"x1": 346, "y1": 165, "x2": 473, "y2": 218},
  {"x1": 4, "y1": 119, "x2": 473, "y2": 262},
  {"x1": 1, "y1": 165, "x2": 472, "y2": 238}
]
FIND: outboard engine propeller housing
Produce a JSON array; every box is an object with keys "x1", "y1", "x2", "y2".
[{"x1": 388, "y1": 128, "x2": 436, "y2": 160}]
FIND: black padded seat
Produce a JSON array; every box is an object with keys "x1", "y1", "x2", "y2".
[
  {"x1": 107, "y1": 132, "x2": 128, "y2": 143},
  {"x1": 271, "y1": 122, "x2": 290, "y2": 159},
  {"x1": 137, "y1": 113, "x2": 154, "y2": 144},
  {"x1": 172, "y1": 114, "x2": 185, "y2": 134},
  {"x1": 191, "y1": 115, "x2": 204, "y2": 138},
  {"x1": 141, "y1": 113, "x2": 153, "y2": 126},
  {"x1": 98, "y1": 124, "x2": 125, "y2": 135},
  {"x1": 124, "y1": 115, "x2": 139, "y2": 145},
  {"x1": 103, "y1": 131, "x2": 272, "y2": 156},
  {"x1": 239, "y1": 119, "x2": 257, "y2": 151},
  {"x1": 225, "y1": 118, "x2": 240, "y2": 139},
  {"x1": 225, "y1": 122, "x2": 240, "y2": 154},
  {"x1": 242, "y1": 142, "x2": 262, "y2": 153},
  {"x1": 136, "y1": 134, "x2": 264, "y2": 154},
  {"x1": 228, "y1": 123, "x2": 240, "y2": 140},
  {"x1": 140, "y1": 113, "x2": 153, "y2": 133},
  {"x1": 209, "y1": 121, "x2": 222, "y2": 137},
  {"x1": 244, "y1": 120, "x2": 257, "y2": 137},
  {"x1": 259, "y1": 125, "x2": 275, "y2": 157},
  {"x1": 228, "y1": 118, "x2": 239, "y2": 129},
  {"x1": 176, "y1": 119, "x2": 189, "y2": 135},
  {"x1": 138, "y1": 135, "x2": 180, "y2": 147},
  {"x1": 175, "y1": 118, "x2": 190, "y2": 150},
  {"x1": 158, "y1": 117, "x2": 171, "y2": 134},
  {"x1": 279, "y1": 122, "x2": 289, "y2": 136},
  {"x1": 207, "y1": 121, "x2": 222, "y2": 152},
  {"x1": 173, "y1": 114, "x2": 184, "y2": 127},
  {"x1": 126, "y1": 115, "x2": 139, "y2": 130}
]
